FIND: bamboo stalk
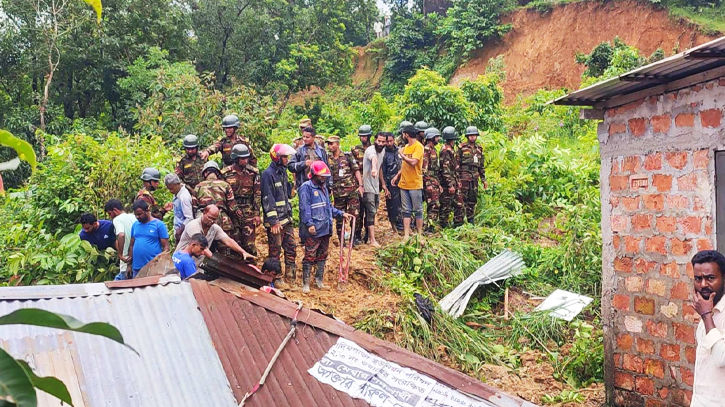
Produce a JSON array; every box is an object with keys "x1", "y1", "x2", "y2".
[{"x1": 504, "y1": 287, "x2": 509, "y2": 320}]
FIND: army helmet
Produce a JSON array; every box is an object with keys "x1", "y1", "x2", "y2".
[
  {"x1": 415, "y1": 121, "x2": 429, "y2": 133},
  {"x1": 358, "y1": 124, "x2": 372, "y2": 137},
  {"x1": 183, "y1": 134, "x2": 199, "y2": 149},
  {"x1": 465, "y1": 126, "x2": 480, "y2": 136},
  {"x1": 398, "y1": 120, "x2": 413, "y2": 133},
  {"x1": 140, "y1": 167, "x2": 161, "y2": 182},
  {"x1": 202, "y1": 160, "x2": 221, "y2": 176},
  {"x1": 442, "y1": 126, "x2": 458, "y2": 141},
  {"x1": 424, "y1": 127, "x2": 441, "y2": 141},
  {"x1": 222, "y1": 114, "x2": 241, "y2": 129},
  {"x1": 230, "y1": 144, "x2": 250, "y2": 160}
]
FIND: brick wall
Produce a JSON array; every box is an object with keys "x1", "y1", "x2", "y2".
[{"x1": 600, "y1": 79, "x2": 725, "y2": 406}]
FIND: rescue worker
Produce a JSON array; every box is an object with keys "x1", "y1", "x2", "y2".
[
  {"x1": 415, "y1": 121, "x2": 429, "y2": 144},
  {"x1": 456, "y1": 126, "x2": 488, "y2": 224},
  {"x1": 326, "y1": 135, "x2": 363, "y2": 239},
  {"x1": 222, "y1": 144, "x2": 261, "y2": 257},
  {"x1": 175, "y1": 134, "x2": 207, "y2": 190},
  {"x1": 439, "y1": 126, "x2": 464, "y2": 228},
  {"x1": 422, "y1": 127, "x2": 441, "y2": 230},
  {"x1": 201, "y1": 114, "x2": 257, "y2": 167},
  {"x1": 298, "y1": 161, "x2": 352, "y2": 293},
  {"x1": 288, "y1": 126, "x2": 329, "y2": 190},
  {"x1": 137, "y1": 167, "x2": 165, "y2": 220},
  {"x1": 195, "y1": 161, "x2": 241, "y2": 252},
  {"x1": 261, "y1": 144, "x2": 297, "y2": 288},
  {"x1": 351, "y1": 124, "x2": 372, "y2": 244}
]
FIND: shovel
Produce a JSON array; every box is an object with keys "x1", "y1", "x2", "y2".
[{"x1": 337, "y1": 215, "x2": 356, "y2": 291}]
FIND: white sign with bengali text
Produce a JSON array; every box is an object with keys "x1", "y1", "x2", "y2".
[{"x1": 308, "y1": 338, "x2": 497, "y2": 407}]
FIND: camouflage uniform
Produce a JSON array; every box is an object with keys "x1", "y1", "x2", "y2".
[
  {"x1": 222, "y1": 164, "x2": 261, "y2": 256},
  {"x1": 439, "y1": 144, "x2": 464, "y2": 228},
  {"x1": 194, "y1": 178, "x2": 241, "y2": 243},
  {"x1": 204, "y1": 136, "x2": 257, "y2": 167},
  {"x1": 135, "y1": 188, "x2": 164, "y2": 220},
  {"x1": 175, "y1": 154, "x2": 207, "y2": 190},
  {"x1": 455, "y1": 142, "x2": 486, "y2": 223},
  {"x1": 328, "y1": 151, "x2": 361, "y2": 236},
  {"x1": 422, "y1": 144, "x2": 441, "y2": 227},
  {"x1": 351, "y1": 143, "x2": 370, "y2": 239}
]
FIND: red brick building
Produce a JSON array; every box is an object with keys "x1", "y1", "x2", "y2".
[{"x1": 554, "y1": 37, "x2": 725, "y2": 406}]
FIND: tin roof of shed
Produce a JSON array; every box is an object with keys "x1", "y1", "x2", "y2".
[
  {"x1": 552, "y1": 36, "x2": 725, "y2": 109},
  {"x1": 0, "y1": 276, "x2": 538, "y2": 407}
]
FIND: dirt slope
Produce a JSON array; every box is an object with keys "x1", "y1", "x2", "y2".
[{"x1": 449, "y1": 1, "x2": 716, "y2": 101}]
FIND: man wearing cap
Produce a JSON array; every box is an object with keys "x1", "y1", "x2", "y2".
[
  {"x1": 201, "y1": 114, "x2": 257, "y2": 167},
  {"x1": 352, "y1": 124, "x2": 372, "y2": 244},
  {"x1": 222, "y1": 144, "x2": 261, "y2": 256},
  {"x1": 292, "y1": 136, "x2": 303, "y2": 150},
  {"x1": 456, "y1": 126, "x2": 488, "y2": 224},
  {"x1": 299, "y1": 160, "x2": 353, "y2": 292},
  {"x1": 262, "y1": 144, "x2": 298, "y2": 288},
  {"x1": 315, "y1": 134, "x2": 326, "y2": 148},
  {"x1": 195, "y1": 161, "x2": 241, "y2": 252},
  {"x1": 298, "y1": 118, "x2": 312, "y2": 134},
  {"x1": 422, "y1": 127, "x2": 442, "y2": 230},
  {"x1": 136, "y1": 167, "x2": 166, "y2": 220},
  {"x1": 288, "y1": 126, "x2": 329, "y2": 190},
  {"x1": 326, "y1": 135, "x2": 362, "y2": 240},
  {"x1": 175, "y1": 134, "x2": 207, "y2": 190},
  {"x1": 439, "y1": 126, "x2": 464, "y2": 228}
]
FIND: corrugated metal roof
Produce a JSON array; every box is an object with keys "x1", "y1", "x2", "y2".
[
  {"x1": 552, "y1": 36, "x2": 725, "y2": 107},
  {"x1": 0, "y1": 281, "x2": 237, "y2": 407},
  {"x1": 191, "y1": 279, "x2": 538, "y2": 407}
]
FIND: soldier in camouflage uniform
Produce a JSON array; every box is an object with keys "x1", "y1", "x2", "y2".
[
  {"x1": 439, "y1": 126, "x2": 465, "y2": 228},
  {"x1": 201, "y1": 114, "x2": 257, "y2": 167},
  {"x1": 351, "y1": 124, "x2": 372, "y2": 244},
  {"x1": 422, "y1": 127, "x2": 441, "y2": 230},
  {"x1": 195, "y1": 161, "x2": 242, "y2": 249},
  {"x1": 456, "y1": 126, "x2": 488, "y2": 224},
  {"x1": 325, "y1": 135, "x2": 362, "y2": 239},
  {"x1": 415, "y1": 121, "x2": 429, "y2": 144},
  {"x1": 222, "y1": 144, "x2": 261, "y2": 257},
  {"x1": 175, "y1": 134, "x2": 207, "y2": 190},
  {"x1": 136, "y1": 167, "x2": 165, "y2": 220}
]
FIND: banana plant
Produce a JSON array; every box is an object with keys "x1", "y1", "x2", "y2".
[{"x1": 0, "y1": 308, "x2": 135, "y2": 407}]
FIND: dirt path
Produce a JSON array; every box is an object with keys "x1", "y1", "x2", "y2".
[{"x1": 251, "y1": 200, "x2": 605, "y2": 406}]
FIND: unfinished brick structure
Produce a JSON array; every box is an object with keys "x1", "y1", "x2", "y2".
[{"x1": 553, "y1": 37, "x2": 725, "y2": 406}]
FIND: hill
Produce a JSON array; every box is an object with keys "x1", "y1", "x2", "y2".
[{"x1": 353, "y1": 0, "x2": 718, "y2": 101}]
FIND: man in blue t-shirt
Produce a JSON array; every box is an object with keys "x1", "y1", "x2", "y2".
[
  {"x1": 172, "y1": 233, "x2": 210, "y2": 279},
  {"x1": 79, "y1": 213, "x2": 116, "y2": 251},
  {"x1": 128, "y1": 200, "x2": 170, "y2": 278}
]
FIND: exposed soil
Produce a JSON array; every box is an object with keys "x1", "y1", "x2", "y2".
[
  {"x1": 449, "y1": 0, "x2": 717, "y2": 101},
  {"x1": 250, "y1": 200, "x2": 605, "y2": 406},
  {"x1": 352, "y1": 41, "x2": 386, "y2": 86}
]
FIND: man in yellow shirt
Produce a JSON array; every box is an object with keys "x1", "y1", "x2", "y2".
[{"x1": 393, "y1": 125, "x2": 424, "y2": 240}]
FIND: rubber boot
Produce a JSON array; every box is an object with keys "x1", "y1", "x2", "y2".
[
  {"x1": 315, "y1": 261, "x2": 328, "y2": 290},
  {"x1": 302, "y1": 263, "x2": 312, "y2": 293},
  {"x1": 287, "y1": 263, "x2": 297, "y2": 284}
]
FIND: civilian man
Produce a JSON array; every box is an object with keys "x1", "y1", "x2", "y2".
[
  {"x1": 691, "y1": 250, "x2": 725, "y2": 407},
  {"x1": 175, "y1": 204, "x2": 254, "y2": 261},
  {"x1": 288, "y1": 126, "x2": 329, "y2": 190},
  {"x1": 78, "y1": 213, "x2": 115, "y2": 251},
  {"x1": 173, "y1": 233, "x2": 210, "y2": 279},
  {"x1": 163, "y1": 173, "x2": 193, "y2": 242},
  {"x1": 382, "y1": 132, "x2": 403, "y2": 233},
  {"x1": 362, "y1": 132, "x2": 389, "y2": 248},
  {"x1": 394, "y1": 125, "x2": 424, "y2": 240},
  {"x1": 127, "y1": 200, "x2": 170, "y2": 278},
  {"x1": 104, "y1": 199, "x2": 137, "y2": 281}
]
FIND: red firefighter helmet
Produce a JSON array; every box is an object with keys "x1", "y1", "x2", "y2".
[
  {"x1": 308, "y1": 161, "x2": 331, "y2": 179},
  {"x1": 270, "y1": 144, "x2": 295, "y2": 163}
]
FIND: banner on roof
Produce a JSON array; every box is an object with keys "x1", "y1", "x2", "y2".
[{"x1": 308, "y1": 337, "x2": 493, "y2": 407}]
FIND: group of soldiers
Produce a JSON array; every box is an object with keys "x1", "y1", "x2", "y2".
[{"x1": 133, "y1": 114, "x2": 488, "y2": 289}]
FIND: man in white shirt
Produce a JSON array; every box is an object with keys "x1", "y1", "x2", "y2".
[
  {"x1": 104, "y1": 199, "x2": 137, "y2": 280},
  {"x1": 163, "y1": 173, "x2": 193, "y2": 241},
  {"x1": 691, "y1": 250, "x2": 725, "y2": 407}
]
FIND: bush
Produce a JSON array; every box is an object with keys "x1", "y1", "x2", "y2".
[{"x1": 0, "y1": 132, "x2": 174, "y2": 285}]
